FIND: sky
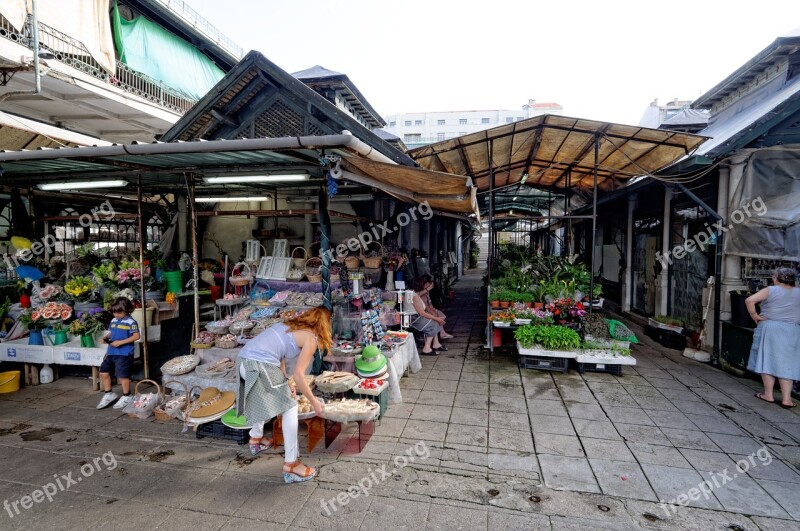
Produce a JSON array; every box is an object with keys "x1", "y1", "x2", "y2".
[{"x1": 190, "y1": 0, "x2": 800, "y2": 126}]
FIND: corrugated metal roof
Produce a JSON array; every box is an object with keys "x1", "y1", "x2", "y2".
[{"x1": 408, "y1": 114, "x2": 708, "y2": 194}]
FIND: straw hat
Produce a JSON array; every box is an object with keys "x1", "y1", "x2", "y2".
[
  {"x1": 189, "y1": 387, "x2": 236, "y2": 418},
  {"x1": 355, "y1": 345, "x2": 387, "y2": 375}
]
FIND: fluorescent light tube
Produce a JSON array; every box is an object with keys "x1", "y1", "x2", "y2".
[
  {"x1": 194, "y1": 196, "x2": 270, "y2": 203},
  {"x1": 38, "y1": 180, "x2": 127, "y2": 190},
  {"x1": 205, "y1": 174, "x2": 308, "y2": 184}
]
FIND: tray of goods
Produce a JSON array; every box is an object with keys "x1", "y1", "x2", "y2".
[
  {"x1": 314, "y1": 371, "x2": 360, "y2": 393},
  {"x1": 206, "y1": 320, "x2": 232, "y2": 335},
  {"x1": 217, "y1": 295, "x2": 246, "y2": 306},
  {"x1": 229, "y1": 320, "x2": 256, "y2": 334},
  {"x1": 231, "y1": 306, "x2": 254, "y2": 321},
  {"x1": 215, "y1": 334, "x2": 239, "y2": 349},
  {"x1": 353, "y1": 378, "x2": 388, "y2": 396},
  {"x1": 195, "y1": 356, "x2": 236, "y2": 377},
  {"x1": 304, "y1": 293, "x2": 324, "y2": 306},
  {"x1": 384, "y1": 330, "x2": 410, "y2": 340},
  {"x1": 381, "y1": 335, "x2": 406, "y2": 349},
  {"x1": 160, "y1": 354, "x2": 201, "y2": 376},
  {"x1": 296, "y1": 395, "x2": 324, "y2": 420},
  {"x1": 191, "y1": 331, "x2": 216, "y2": 349},
  {"x1": 288, "y1": 374, "x2": 315, "y2": 389},
  {"x1": 321, "y1": 398, "x2": 380, "y2": 423},
  {"x1": 251, "y1": 307, "x2": 280, "y2": 319},
  {"x1": 330, "y1": 340, "x2": 362, "y2": 357},
  {"x1": 269, "y1": 291, "x2": 290, "y2": 306},
  {"x1": 285, "y1": 292, "x2": 307, "y2": 307}
]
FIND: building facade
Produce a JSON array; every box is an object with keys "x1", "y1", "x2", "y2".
[{"x1": 383, "y1": 100, "x2": 563, "y2": 148}]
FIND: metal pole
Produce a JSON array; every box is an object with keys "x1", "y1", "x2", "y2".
[
  {"x1": 136, "y1": 174, "x2": 149, "y2": 378},
  {"x1": 318, "y1": 182, "x2": 332, "y2": 311},
  {"x1": 590, "y1": 135, "x2": 599, "y2": 315},
  {"x1": 487, "y1": 139, "x2": 494, "y2": 278},
  {"x1": 188, "y1": 175, "x2": 200, "y2": 337}
]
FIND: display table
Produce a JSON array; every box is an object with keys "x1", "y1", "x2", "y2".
[
  {"x1": 323, "y1": 334, "x2": 421, "y2": 404},
  {"x1": 163, "y1": 346, "x2": 239, "y2": 393}
]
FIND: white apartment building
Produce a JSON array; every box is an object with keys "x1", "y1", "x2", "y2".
[{"x1": 383, "y1": 99, "x2": 563, "y2": 148}]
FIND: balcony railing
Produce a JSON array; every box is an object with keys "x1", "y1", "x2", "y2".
[
  {"x1": 0, "y1": 14, "x2": 197, "y2": 114},
  {"x1": 152, "y1": 0, "x2": 243, "y2": 60}
]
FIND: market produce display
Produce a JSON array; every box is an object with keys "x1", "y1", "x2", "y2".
[
  {"x1": 314, "y1": 371, "x2": 359, "y2": 393},
  {"x1": 321, "y1": 398, "x2": 379, "y2": 423}
]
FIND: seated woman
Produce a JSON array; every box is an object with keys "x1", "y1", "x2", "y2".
[
  {"x1": 236, "y1": 307, "x2": 331, "y2": 483},
  {"x1": 410, "y1": 274, "x2": 449, "y2": 354}
]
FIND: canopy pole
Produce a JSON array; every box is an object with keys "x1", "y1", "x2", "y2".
[
  {"x1": 136, "y1": 174, "x2": 149, "y2": 379},
  {"x1": 188, "y1": 174, "x2": 200, "y2": 337},
  {"x1": 589, "y1": 135, "x2": 599, "y2": 315},
  {"x1": 487, "y1": 138, "x2": 495, "y2": 279},
  {"x1": 318, "y1": 182, "x2": 332, "y2": 312}
]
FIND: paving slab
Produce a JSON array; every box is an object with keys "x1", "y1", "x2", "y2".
[
  {"x1": 534, "y1": 433, "x2": 584, "y2": 457},
  {"x1": 627, "y1": 442, "x2": 693, "y2": 468},
  {"x1": 489, "y1": 427, "x2": 534, "y2": 452},
  {"x1": 755, "y1": 479, "x2": 800, "y2": 519},
  {"x1": 528, "y1": 398, "x2": 569, "y2": 417},
  {"x1": 581, "y1": 438, "x2": 636, "y2": 462},
  {"x1": 530, "y1": 414, "x2": 576, "y2": 436},
  {"x1": 696, "y1": 471, "x2": 789, "y2": 518},
  {"x1": 449, "y1": 407, "x2": 488, "y2": 426},
  {"x1": 572, "y1": 418, "x2": 621, "y2": 440},
  {"x1": 538, "y1": 454, "x2": 600, "y2": 493},
  {"x1": 640, "y1": 463, "x2": 722, "y2": 510},
  {"x1": 589, "y1": 458, "x2": 657, "y2": 501}
]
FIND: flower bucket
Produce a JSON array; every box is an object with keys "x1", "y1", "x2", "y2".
[
  {"x1": 80, "y1": 334, "x2": 96, "y2": 348},
  {"x1": 163, "y1": 271, "x2": 184, "y2": 294},
  {"x1": 28, "y1": 329, "x2": 44, "y2": 345},
  {"x1": 132, "y1": 307, "x2": 154, "y2": 328}
]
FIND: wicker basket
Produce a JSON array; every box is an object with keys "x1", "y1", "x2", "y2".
[
  {"x1": 345, "y1": 255, "x2": 361, "y2": 271},
  {"x1": 229, "y1": 262, "x2": 252, "y2": 287},
  {"x1": 363, "y1": 242, "x2": 384, "y2": 269},
  {"x1": 155, "y1": 380, "x2": 187, "y2": 422},
  {"x1": 161, "y1": 354, "x2": 200, "y2": 376},
  {"x1": 190, "y1": 341, "x2": 214, "y2": 349},
  {"x1": 205, "y1": 323, "x2": 230, "y2": 335},
  {"x1": 129, "y1": 379, "x2": 162, "y2": 419},
  {"x1": 305, "y1": 257, "x2": 323, "y2": 282},
  {"x1": 215, "y1": 338, "x2": 238, "y2": 349},
  {"x1": 291, "y1": 247, "x2": 307, "y2": 269}
]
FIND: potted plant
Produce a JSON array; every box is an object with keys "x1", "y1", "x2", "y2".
[
  {"x1": 489, "y1": 310, "x2": 515, "y2": 327},
  {"x1": 519, "y1": 292, "x2": 534, "y2": 308},
  {"x1": 650, "y1": 315, "x2": 684, "y2": 333},
  {"x1": 68, "y1": 310, "x2": 105, "y2": 347},
  {"x1": 489, "y1": 291, "x2": 502, "y2": 308},
  {"x1": 515, "y1": 324, "x2": 581, "y2": 355},
  {"x1": 64, "y1": 276, "x2": 97, "y2": 308},
  {"x1": 546, "y1": 298, "x2": 587, "y2": 325}
]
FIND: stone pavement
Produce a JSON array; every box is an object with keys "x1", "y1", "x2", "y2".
[{"x1": 0, "y1": 269, "x2": 799, "y2": 529}]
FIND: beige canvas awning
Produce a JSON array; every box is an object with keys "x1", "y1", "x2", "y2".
[
  {"x1": 409, "y1": 114, "x2": 708, "y2": 195},
  {"x1": 341, "y1": 156, "x2": 479, "y2": 219}
]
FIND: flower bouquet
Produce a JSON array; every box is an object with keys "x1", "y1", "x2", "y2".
[
  {"x1": 64, "y1": 276, "x2": 97, "y2": 302},
  {"x1": 19, "y1": 307, "x2": 47, "y2": 330}
]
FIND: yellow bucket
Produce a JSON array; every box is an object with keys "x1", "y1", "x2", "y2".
[{"x1": 0, "y1": 371, "x2": 21, "y2": 393}]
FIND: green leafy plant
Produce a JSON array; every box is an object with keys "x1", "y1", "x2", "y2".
[
  {"x1": 515, "y1": 324, "x2": 581, "y2": 350},
  {"x1": 68, "y1": 313, "x2": 104, "y2": 336},
  {"x1": 654, "y1": 315, "x2": 683, "y2": 326}
]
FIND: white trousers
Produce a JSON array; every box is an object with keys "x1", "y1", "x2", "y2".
[{"x1": 240, "y1": 363, "x2": 299, "y2": 462}]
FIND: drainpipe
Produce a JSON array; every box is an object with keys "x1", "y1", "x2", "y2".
[
  {"x1": 0, "y1": 0, "x2": 45, "y2": 102},
  {"x1": 674, "y1": 183, "x2": 722, "y2": 363}
]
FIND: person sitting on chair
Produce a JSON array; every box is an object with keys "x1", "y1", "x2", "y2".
[{"x1": 410, "y1": 274, "x2": 451, "y2": 355}]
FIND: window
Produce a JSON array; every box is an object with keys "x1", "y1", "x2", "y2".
[
  {"x1": 404, "y1": 120, "x2": 412, "y2": 126},
  {"x1": 505, "y1": 117, "x2": 513, "y2": 123},
  {"x1": 516, "y1": 116, "x2": 523, "y2": 121},
  {"x1": 481, "y1": 118, "x2": 490, "y2": 124},
  {"x1": 437, "y1": 119, "x2": 445, "y2": 125},
  {"x1": 414, "y1": 120, "x2": 423, "y2": 126},
  {"x1": 389, "y1": 121, "x2": 396, "y2": 127},
  {"x1": 437, "y1": 133, "x2": 445, "y2": 141},
  {"x1": 404, "y1": 134, "x2": 421, "y2": 142},
  {"x1": 459, "y1": 118, "x2": 467, "y2": 125}
]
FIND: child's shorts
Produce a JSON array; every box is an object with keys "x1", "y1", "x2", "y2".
[{"x1": 100, "y1": 355, "x2": 133, "y2": 378}]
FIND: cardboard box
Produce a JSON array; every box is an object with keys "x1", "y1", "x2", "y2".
[{"x1": 53, "y1": 341, "x2": 106, "y2": 366}]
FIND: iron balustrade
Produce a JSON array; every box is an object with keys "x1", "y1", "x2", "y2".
[{"x1": 0, "y1": 14, "x2": 197, "y2": 114}]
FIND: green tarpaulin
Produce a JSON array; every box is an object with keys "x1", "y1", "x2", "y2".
[{"x1": 112, "y1": 2, "x2": 224, "y2": 100}]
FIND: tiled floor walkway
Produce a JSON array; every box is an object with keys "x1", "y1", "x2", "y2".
[{"x1": 0, "y1": 268, "x2": 798, "y2": 529}]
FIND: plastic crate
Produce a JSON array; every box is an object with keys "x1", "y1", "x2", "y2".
[
  {"x1": 577, "y1": 362, "x2": 623, "y2": 376},
  {"x1": 195, "y1": 419, "x2": 249, "y2": 445},
  {"x1": 519, "y1": 354, "x2": 569, "y2": 373},
  {"x1": 645, "y1": 325, "x2": 686, "y2": 350}
]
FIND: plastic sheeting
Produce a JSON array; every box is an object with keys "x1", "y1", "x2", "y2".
[
  {"x1": 726, "y1": 146, "x2": 800, "y2": 260},
  {"x1": 112, "y1": 3, "x2": 223, "y2": 100}
]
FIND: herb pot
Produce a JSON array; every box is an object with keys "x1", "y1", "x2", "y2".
[
  {"x1": 490, "y1": 300, "x2": 500, "y2": 308},
  {"x1": 499, "y1": 301, "x2": 510, "y2": 309}
]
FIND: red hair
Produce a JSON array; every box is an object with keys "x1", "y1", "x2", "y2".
[{"x1": 283, "y1": 306, "x2": 333, "y2": 351}]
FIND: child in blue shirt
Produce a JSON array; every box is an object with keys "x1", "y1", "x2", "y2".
[{"x1": 96, "y1": 297, "x2": 140, "y2": 410}]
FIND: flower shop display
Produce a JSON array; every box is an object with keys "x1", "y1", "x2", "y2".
[{"x1": 64, "y1": 276, "x2": 97, "y2": 302}]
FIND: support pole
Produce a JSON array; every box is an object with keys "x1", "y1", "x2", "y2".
[
  {"x1": 487, "y1": 139, "x2": 495, "y2": 279},
  {"x1": 318, "y1": 182, "x2": 332, "y2": 312},
  {"x1": 589, "y1": 135, "x2": 599, "y2": 315},
  {"x1": 188, "y1": 175, "x2": 200, "y2": 336},
  {"x1": 137, "y1": 174, "x2": 149, "y2": 378}
]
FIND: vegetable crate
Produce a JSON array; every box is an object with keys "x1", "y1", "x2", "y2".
[
  {"x1": 195, "y1": 419, "x2": 248, "y2": 445},
  {"x1": 576, "y1": 362, "x2": 624, "y2": 377},
  {"x1": 519, "y1": 354, "x2": 569, "y2": 373}
]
